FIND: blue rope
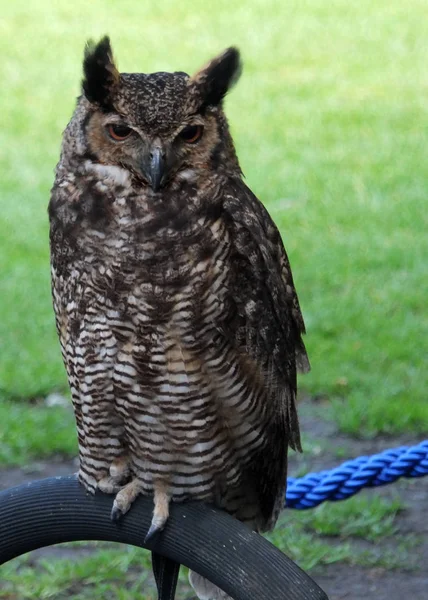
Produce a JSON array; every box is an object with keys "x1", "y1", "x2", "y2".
[{"x1": 286, "y1": 441, "x2": 428, "y2": 509}]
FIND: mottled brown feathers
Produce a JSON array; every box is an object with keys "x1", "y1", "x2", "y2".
[{"x1": 49, "y1": 37, "x2": 308, "y2": 600}]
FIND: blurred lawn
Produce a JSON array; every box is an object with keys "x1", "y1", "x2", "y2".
[{"x1": 0, "y1": 0, "x2": 427, "y2": 452}]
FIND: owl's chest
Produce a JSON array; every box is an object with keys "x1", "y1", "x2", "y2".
[{"x1": 58, "y1": 195, "x2": 231, "y2": 330}]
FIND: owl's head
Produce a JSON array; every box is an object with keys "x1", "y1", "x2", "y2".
[{"x1": 76, "y1": 37, "x2": 242, "y2": 190}]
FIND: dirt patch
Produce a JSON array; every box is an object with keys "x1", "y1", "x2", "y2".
[
  {"x1": 308, "y1": 472, "x2": 428, "y2": 599},
  {"x1": 313, "y1": 565, "x2": 428, "y2": 600},
  {"x1": 0, "y1": 457, "x2": 77, "y2": 491}
]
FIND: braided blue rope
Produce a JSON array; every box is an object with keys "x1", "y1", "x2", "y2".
[{"x1": 286, "y1": 441, "x2": 428, "y2": 509}]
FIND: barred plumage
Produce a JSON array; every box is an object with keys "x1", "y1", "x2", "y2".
[{"x1": 49, "y1": 37, "x2": 309, "y2": 600}]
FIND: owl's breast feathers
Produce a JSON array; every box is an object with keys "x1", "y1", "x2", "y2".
[{"x1": 49, "y1": 168, "x2": 309, "y2": 530}]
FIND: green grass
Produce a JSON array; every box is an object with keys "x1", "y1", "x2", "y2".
[
  {"x1": 284, "y1": 495, "x2": 404, "y2": 542},
  {"x1": 0, "y1": 544, "x2": 156, "y2": 600},
  {"x1": 0, "y1": 400, "x2": 76, "y2": 466},
  {"x1": 1, "y1": 0, "x2": 427, "y2": 437},
  {"x1": 267, "y1": 493, "x2": 415, "y2": 571},
  {"x1": 1, "y1": 0, "x2": 427, "y2": 433}
]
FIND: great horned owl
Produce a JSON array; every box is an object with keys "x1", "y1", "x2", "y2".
[{"x1": 49, "y1": 37, "x2": 309, "y2": 599}]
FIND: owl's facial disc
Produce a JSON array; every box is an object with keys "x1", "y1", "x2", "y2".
[{"x1": 86, "y1": 109, "x2": 209, "y2": 191}]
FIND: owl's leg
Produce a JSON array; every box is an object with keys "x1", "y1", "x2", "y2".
[
  {"x1": 71, "y1": 394, "x2": 109, "y2": 493},
  {"x1": 145, "y1": 484, "x2": 170, "y2": 541},
  {"x1": 97, "y1": 453, "x2": 131, "y2": 494},
  {"x1": 77, "y1": 449, "x2": 110, "y2": 493},
  {"x1": 189, "y1": 571, "x2": 233, "y2": 600},
  {"x1": 76, "y1": 395, "x2": 126, "y2": 493}
]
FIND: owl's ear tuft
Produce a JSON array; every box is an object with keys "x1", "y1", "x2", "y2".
[
  {"x1": 190, "y1": 47, "x2": 242, "y2": 109},
  {"x1": 82, "y1": 36, "x2": 120, "y2": 109}
]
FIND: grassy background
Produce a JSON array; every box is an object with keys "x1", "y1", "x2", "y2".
[
  {"x1": 0, "y1": 0, "x2": 427, "y2": 597},
  {"x1": 1, "y1": 0, "x2": 427, "y2": 436}
]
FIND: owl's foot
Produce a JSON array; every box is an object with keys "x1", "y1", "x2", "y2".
[
  {"x1": 145, "y1": 486, "x2": 170, "y2": 543},
  {"x1": 98, "y1": 476, "x2": 123, "y2": 494},
  {"x1": 109, "y1": 477, "x2": 170, "y2": 543},
  {"x1": 98, "y1": 453, "x2": 131, "y2": 494},
  {"x1": 111, "y1": 478, "x2": 142, "y2": 521},
  {"x1": 109, "y1": 453, "x2": 131, "y2": 479},
  {"x1": 189, "y1": 571, "x2": 233, "y2": 600}
]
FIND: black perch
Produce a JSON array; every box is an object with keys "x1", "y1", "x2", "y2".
[{"x1": 0, "y1": 475, "x2": 328, "y2": 600}]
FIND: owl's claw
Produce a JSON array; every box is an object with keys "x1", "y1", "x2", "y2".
[
  {"x1": 111, "y1": 505, "x2": 124, "y2": 522},
  {"x1": 144, "y1": 521, "x2": 163, "y2": 543},
  {"x1": 144, "y1": 486, "x2": 170, "y2": 543}
]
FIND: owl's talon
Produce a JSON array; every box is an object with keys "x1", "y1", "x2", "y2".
[
  {"x1": 144, "y1": 521, "x2": 163, "y2": 543},
  {"x1": 111, "y1": 505, "x2": 124, "y2": 522},
  {"x1": 145, "y1": 486, "x2": 170, "y2": 543}
]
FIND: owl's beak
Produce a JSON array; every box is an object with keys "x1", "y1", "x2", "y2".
[{"x1": 148, "y1": 147, "x2": 166, "y2": 192}]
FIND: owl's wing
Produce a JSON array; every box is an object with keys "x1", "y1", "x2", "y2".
[{"x1": 220, "y1": 178, "x2": 309, "y2": 525}]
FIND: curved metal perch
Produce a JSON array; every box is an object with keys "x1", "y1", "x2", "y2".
[{"x1": 0, "y1": 475, "x2": 328, "y2": 600}]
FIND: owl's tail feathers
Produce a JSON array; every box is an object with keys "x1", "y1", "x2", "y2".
[{"x1": 144, "y1": 486, "x2": 170, "y2": 543}]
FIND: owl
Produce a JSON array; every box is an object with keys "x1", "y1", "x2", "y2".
[{"x1": 49, "y1": 37, "x2": 309, "y2": 599}]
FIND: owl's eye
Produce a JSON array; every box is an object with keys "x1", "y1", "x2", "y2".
[
  {"x1": 179, "y1": 125, "x2": 204, "y2": 144},
  {"x1": 107, "y1": 124, "x2": 133, "y2": 141}
]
